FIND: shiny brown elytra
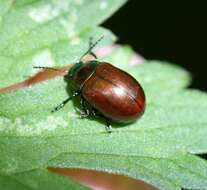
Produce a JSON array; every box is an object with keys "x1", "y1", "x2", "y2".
[{"x1": 69, "y1": 61, "x2": 145, "y2": 123}]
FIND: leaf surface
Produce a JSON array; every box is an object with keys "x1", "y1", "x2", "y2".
[{"x1": 1, "y1": 1, "x2": 207, "y2": 190}]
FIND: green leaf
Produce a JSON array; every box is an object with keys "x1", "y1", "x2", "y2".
[
  {"x1": 1, "y1": 46, "x2": 207, "y2": 190},
  {"x1": 1, "y1": 1, "x2": 207, "y2": 190},
  {"x1": 0, "y1": 0, "x2": 128, "y2": 87},
  {"x1": 0, "y1": 0, "x2": 126, "y2": 189},
  {"x1": 0, "y1": 169, "x2": 89, "y2": 190}
]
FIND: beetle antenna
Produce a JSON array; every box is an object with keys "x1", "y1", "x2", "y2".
[{"x1": 79, "y1": 35, "x2": 104, "y2": 61}]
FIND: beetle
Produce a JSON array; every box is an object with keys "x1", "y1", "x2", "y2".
[{"x1": 35, "y1": 36, "x2": 145, "y2": 132}]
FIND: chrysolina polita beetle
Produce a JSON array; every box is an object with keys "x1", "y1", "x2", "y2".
[{"x1": 35, "y1": 37, "x2": 145, "y2": 132}]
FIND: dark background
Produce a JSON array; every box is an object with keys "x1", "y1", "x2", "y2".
[{"x1": 103, "y1": 0, "x2": 207, "y2": 91}]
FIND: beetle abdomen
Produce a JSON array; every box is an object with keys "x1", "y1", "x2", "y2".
[{"x1": 82, "y1": 63, "x2": 145, "y2": 123}]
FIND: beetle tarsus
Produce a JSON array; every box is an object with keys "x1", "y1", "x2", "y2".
[
  {"x1": 79, "y1": 110, "x2": 90, "y2": 118},
  {"x1": 79, "y1": 97, "x2": 90, "y2": 118},
  {"x1": 51, "y1": 103, "x2": 65, "y2": 113},
  {"x1": 52, "y1": 91, "x2": 80, "y2": 113},
  {"x1": 51, "y1": 97, "x2": 72, "y2": 113},
  {"x1": 105, "y1": 119, "x2": 112, "y2": 133}
]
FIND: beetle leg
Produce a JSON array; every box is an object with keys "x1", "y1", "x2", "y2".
[
  {"x1": 105, "y1": 119, "x2": 112, "y2": 133},
  {"x1": 91, "y1": 108, "x2": 112, "y2": 133},
  {"x1": 91, "y1": 107, "x2": 98, "y2": 116},
  {"x1": 51, "y1": 91, "x2": 80, "y2": 113},
  {"x1": 78, "y1": 97, "x2": 90, "y2": 118}
]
